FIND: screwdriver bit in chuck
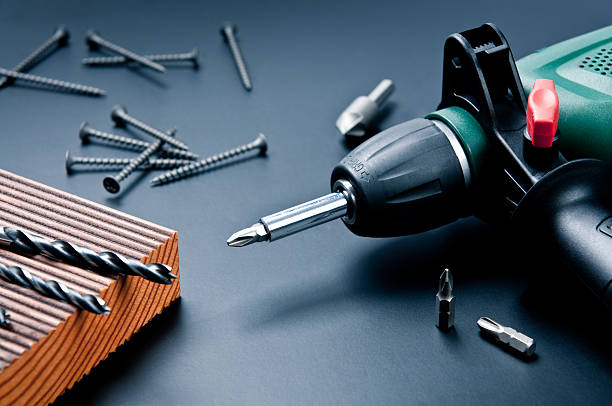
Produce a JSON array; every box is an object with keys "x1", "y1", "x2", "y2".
[
  {"x1": 0, "y1": 226, "x2": 176, "y2": 284},
  {"x1": 436, "y1": 268, "x2": 455, "y2": 330},
  {"x1": 477, "y1": 317, "x2": 536, "y2": 357}
]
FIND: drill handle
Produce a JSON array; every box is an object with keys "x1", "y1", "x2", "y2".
[{"x1": 513, "y1": 159, "x2": 612, "y2": 310}]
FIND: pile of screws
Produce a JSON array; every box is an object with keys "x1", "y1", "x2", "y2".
[
  {"x1": 68, "y1": 105, "x2": 268, "y2": 194},
  {"x1": 0, "y1": 26, "x2": 105, "y2": 97}
]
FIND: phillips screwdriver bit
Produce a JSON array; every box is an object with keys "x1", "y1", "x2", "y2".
[
  {"x1": 435, "y1": 268, "x2": 455, "y2": 330},
  {"x1": 477, "y1": 317, "x2": 536, "y2": 356},
  {"x1": 0, "y1": 307, "x2": 9, "y2": 327},
  {"x1": 0, "y1": 260, "x2": 110, "y2": 314},
  {"x1": 0, "y1": 226, "x2": 176, "y2": 284}
]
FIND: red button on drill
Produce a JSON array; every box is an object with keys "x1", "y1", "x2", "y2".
[{"x1": 526, "y1": 79, "x2": 559, "y2": 148}]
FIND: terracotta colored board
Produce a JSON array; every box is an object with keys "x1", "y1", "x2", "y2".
[{"x1": 0, "y1": 169, "x2": 181, "y2": 406}]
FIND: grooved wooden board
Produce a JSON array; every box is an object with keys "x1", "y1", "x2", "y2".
[{"x1": 0, "y1": 169, "x2": 181, "y2": 406}]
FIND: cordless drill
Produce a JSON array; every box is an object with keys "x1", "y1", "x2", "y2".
[{"x1": 228, "y1": 24, "x2": 612, "y2": 311}]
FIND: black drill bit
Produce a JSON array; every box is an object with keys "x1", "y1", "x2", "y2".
[
  {"x1": 0, "y1": 261, "x2": 110, "y2": 314},
  {"x1": 0, "y1": 226, "x2": 176, "y2": 284},
  {"x1": 0, "y1": 307, "x2": 9, "y2": 327}
]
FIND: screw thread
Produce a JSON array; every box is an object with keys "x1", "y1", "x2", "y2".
[
  {"x1": 117, "y1": 112, "x2": 189, "y2": 150},
  {"x1": 115, "y1": 139, "x2": 163, "y2": 182},
  {"x1": 0, "y1": 27, "x2": 68, "y2": 88},
  {"x1": 151, "y1": 135, "x2": 265, "y2": 186},
  {"x1": 225, "y1": 34, "x2": 252, "y2": 90},
  {"x1": 70, "y1": 156, "x2": 192, "y2": 170},
  {"x1": 83, "y1": 50, "x2": 196, "y2": 65},
  {"x1": 88, "y1": 32, "x2": 166, "y2": 73},
  {"x1": 0, "y1": 68, "x2": 105, "y2": 96}
]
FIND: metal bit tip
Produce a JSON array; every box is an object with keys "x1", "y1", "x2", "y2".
[
  {"x1": 226, "y1": 222, "x2": 269, "y2": 247},
  {"x1": 435, "y1": 268, "x2": 455, "y2": 330},
  {"x1": 477, "y1": 317, "x2": 536, "y2": 356}
]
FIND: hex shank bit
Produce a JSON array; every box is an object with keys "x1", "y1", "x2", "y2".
[
  {"x1": 85, "y1": 30, "x2": 166, "y2": 73},
  {"x1": 79, "y1": 122, "x2": 199, "y2": 160},
  {"x1": 0, "y1": 307, "x2": 9, "y2": 327},
  {"x1": 83, "y1": 48, "x2": 199, "y2": 68},
  {"x1": 0, "y1": 26, "x2": 70, "y2": 88},
  {"x1": 0, "y1": 261, "x2": 110, "y2": 314},
  {"x1": 111, "y1": 105, "x2": 189, "y2": 150},
  {"x1": 0, "y1": 67, "x2": 106, "y2": 97},
  {"x1": 151, "y1": 133, "x2": 267, "y2": 186},
  {"x1": 0, "y1": 226, "x2": 176, "y2": 284},
  {"x1": 435, "y1": 268, "x2": 455, "y2": 330},
  {"x1": 477, "y1": 317, "x2": 536, "y2": 356}
]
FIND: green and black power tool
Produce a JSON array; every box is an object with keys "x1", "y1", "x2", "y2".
[{"x1": 228, "y1": 24, "x2": 612, "y2": 311}]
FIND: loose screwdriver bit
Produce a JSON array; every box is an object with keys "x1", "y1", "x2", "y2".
[
  {"x1": 435, "y1": 268, "x2": 455, "y2": 330},
  {"x1": 0, "y1": 226, "x2": 176, "y2": 284},
  {"x1": 0, "y1": 260, "x2": 109, "y2": 314},
  {"x1": 477, "y1": 317, "x2": 536, "y2": 356},
  {"x1": 0, "y1": 307, "x2": 9, "y2": 327}
]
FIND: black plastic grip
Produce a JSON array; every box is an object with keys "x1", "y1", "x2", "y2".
[
  {"x1": 513, "y1": 159, "x2": 612, "y2": 310},
  {"x1": 330, "y1": 118, "x2": 469, "y2": 237}
]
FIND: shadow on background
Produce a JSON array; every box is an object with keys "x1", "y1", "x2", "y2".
[{"x1": 54, "y1": 299, "x2": 183, "y2": 406}]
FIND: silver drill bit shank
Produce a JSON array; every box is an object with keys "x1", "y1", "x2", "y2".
[
  {"x1": 220, "y1": 23, "x2": 252, "y2": 91},
  {"x1": 435, "y1": 268, "x2": 455, "y2": 330},
  {"x1": 0, "y1": 260, "x2": 109, "y2": 314},
  {"x1": 0, "y1": 67, "x2": 106, "y2": 97},
  {"x1": 111, "y1": 105, "x2": 189, "y2": 150},
  {"x1": 83, "y1": 48, "x2": 199, "y2": 68},
  {"x1": 0, "y1": 308, "x2": 9, "y2": 327},
  {"x1": 151, "y1": 133, "x2": 267, "y2": 186},
  {"x1": 85, "y1": 30, "x2": 166, "y2": 73},
  {"x1": 103, "y1": 129, "x2": 174, "y2": 193},
  {"x1": 79, "y1": 122, "x2": 199, "y2": 160},
  {"x1": 336, "y1": 79, "x2": 395, "y2": 137},
  {"x1": 65, "y1": 151, "x2": 193, "y2": 173},
  {"x1": 0, "y1": 226, "x2": 176, "y2": 284},
  {"x1": 0, "y1": 26, "x2": 70, "y2": 88},
  {"x1": 477, "y1": 317, "x2": 536, "y2": 356}
]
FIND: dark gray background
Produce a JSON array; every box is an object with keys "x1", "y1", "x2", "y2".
[{"x1": 1, "y1": 0, "x2": 611, "y2": 404}]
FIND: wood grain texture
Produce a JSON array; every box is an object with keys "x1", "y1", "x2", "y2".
[{"x1": 0, "y1": 169, "x2": 181, "y2": 405}]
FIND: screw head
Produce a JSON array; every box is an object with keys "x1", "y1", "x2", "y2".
[
  {"x1": 254, "y1": 133, "x2": 268, "y2": 155},
  {"x1": 55, "y1": 26, "x2": 70, "y2": 47},
  {"x1": 85, "y1": 29, "x2": 100, "y2": 50},
  {"x1": 79, "y1": 121, "x2": 91, "y2": 144},
  {"x1": 111, "y1": 105, "x2": 127, "y2": 127},
  {"x1": 190, "y1": 47, "x2": 200, "y2": 68},
  {"x1": 65, "y1": 151, "x2": 74, "y2": 174},
  {"x1": 103, "y1": 176, "x2": 120, "y2": 194},
  {"x1": 220, "y1": 23, "x2": 237, "y2": 41}
]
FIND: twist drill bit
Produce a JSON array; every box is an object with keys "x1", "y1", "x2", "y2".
[
  {"x1": 0, "y1": 226, "x2": 176, "y2": 284},
  {"x1": 0, "y1": 67, "x2": 106, "y2": 97},
  {"x1": 150, "y1": 133, "x2": 267, "y2": 186},
  {"x1": 65, "y1": 151, "x2": 193, "y2": 174},
  {"x1": 435, "y1": 268, "x2": 455, "y2": 330},
  {"x1": 85, "y1": 30, "x2": 166, "y2": 73},
  {"x1": 0, "y1": 260, "x2": 109, "y2": 314},
  {"x1": 83, "y1": 48, "x2": 199, "y2": 68},
  {"x1": 477, "y1": 317, "x2": 536, "y2": 357},
  {"x1": 111, "y1": 105, "x2": 189, "y2": 150},
  {"x1": 103, "y1": 129, "x2": 174, "y2": 193},
  {"x1": 0, "y1": 26, "x2": 70, "y2": 88},
  {"x1": 79, "y1": 122, "x2": 199, "y2": 160},
  {"x1": 220, "y1": 23, "x2": 252, "y2": 90},
  {"x1": 0, "y1": 307, "x2": 9, "y2": 327}
]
